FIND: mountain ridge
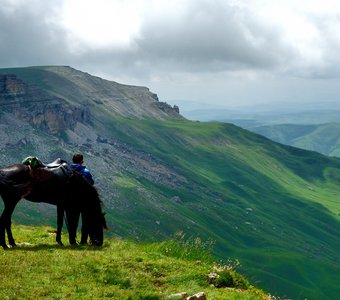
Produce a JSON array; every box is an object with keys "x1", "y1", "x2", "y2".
[{"x1": 0, "y1": 66, "x2": 181, "y2": 125}]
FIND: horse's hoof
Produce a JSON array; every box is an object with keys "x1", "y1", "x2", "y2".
[
  {"x1": 90, "y1": 240, "x2": 103, "y2": 247},
  {"x1": 9, "y1": 240, "x2": 17, "y2": 247},
  {"x1": 57, "y1": 241, "x2": 64, "y2": 246},
  {"x1": 1, "y1": 244, "x2": 9, "y2": 250}
]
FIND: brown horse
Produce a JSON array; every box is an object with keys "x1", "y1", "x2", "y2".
[{"x1": 0, "y1": 163, "x2": 106, "y2": 249}]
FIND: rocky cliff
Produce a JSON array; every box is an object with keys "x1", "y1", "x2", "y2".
[{"x1": 0, "y1": 73, "x2": 89, "y2": 134}]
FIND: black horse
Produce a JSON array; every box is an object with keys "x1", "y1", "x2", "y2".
[
  {"x1": 55, "y1": 204, "x2": 107, "y2": 246},
  {"x1": 0, "y1": 163, "x2": 106, "y2": 249}
]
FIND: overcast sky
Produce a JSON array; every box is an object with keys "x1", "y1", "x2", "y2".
[{"x1": 1, "y1": 0, "x2": 340, "y2": 110}]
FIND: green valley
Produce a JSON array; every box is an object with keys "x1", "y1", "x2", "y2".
[{"x1": 249, "y1": 123, "x2": 340, "y2": 157}]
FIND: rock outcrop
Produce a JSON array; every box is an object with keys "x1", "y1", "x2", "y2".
[
  {"x1": 0, "y1": 74, "x2": 27, "y2": 95},
  {"x1": 0, "y1": 74, "x2": 89, "y2": 134}
]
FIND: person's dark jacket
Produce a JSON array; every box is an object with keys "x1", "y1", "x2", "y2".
[{"x1": 70, "y1": 164, "x2": 94, "y2": 185}]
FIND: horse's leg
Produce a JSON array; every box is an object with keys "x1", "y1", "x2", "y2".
[
  {"x1": 80, "y1": 212, "x2": 89, "y2": 244},
  {"x1": 6, "y1": 219, "x2": 15, "y2": 247},
  {"x1": 56, "y1": 205, "x2": 64, "y2": 246},
  {"x1": 5, "y1": 198, "x2": 20, "y2": 247},
  {"x1": 0, "y1": 210, "x2": 8, "y2": 249},
  {"x1": 65, "y1": 208, "x2": 80, "y2": 245},
  {"x1": 0, "y1": 196, "x2": 20, "y2": 249}
]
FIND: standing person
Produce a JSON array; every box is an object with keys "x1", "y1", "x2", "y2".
[
  {"x1": 69, "y1": 153, "x2": 94, "y2": 244},
  {"x1": 70, "y1": 153, "x2": 94, "y2": 185}
]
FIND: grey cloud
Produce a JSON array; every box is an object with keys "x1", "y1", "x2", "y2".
[
  {"x1": 1, "y1": 0, "x2": 340, "y2": 86},
  {"x1": 133, "y1": 1, "x2": 294, "y2": 73},
  {"x1": 303, "y1": 15, "x2": 340, "y2": 78},
  {"x1": 0, "y1": 0, "x2": 70, "y2": 67},
  {"x1": 62, "y1": 1, "x2": 296, "y2": 79},
  {"x1": 71, "y1": 1, "x2": 296, "y2": 82}
]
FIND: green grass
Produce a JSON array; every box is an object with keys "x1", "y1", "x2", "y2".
[{"x1": 0, "y1": 225, "x2": 271, "y2": 300}]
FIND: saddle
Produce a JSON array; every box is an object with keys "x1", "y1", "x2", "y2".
[
  {"x1": 45, "y1": 158, "x2": 68, "y2": 168},
  {"x1": 22, "y1": 156, "x2": 73, "y2": 183},
  {"x1": 44, "y1": 158, "x2": 73, "y2": 181}
]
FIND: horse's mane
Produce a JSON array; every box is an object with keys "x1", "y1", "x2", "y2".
[
  {"x1": 69, "y1": 171, "x2": 106, "y2": 230},
  {"x1": 70, "y1": 171, "x2": 102, "y2": 206}
]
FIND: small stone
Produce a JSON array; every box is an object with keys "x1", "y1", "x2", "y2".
[
  {"x1": 186, "y1": 292, "x2": 207, "y2": 300},
  {"x1": 207, "y1": 272, "x2": 219, "y2": 284},
  {"x1": 167, "y1": 292, "x2": 188, "y2": 299},
  {"x1": 171, "y1": 196, "x2": 182, "y2": 204}
]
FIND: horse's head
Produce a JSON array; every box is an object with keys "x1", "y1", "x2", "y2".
[
  {"x1": 88, "y1": 211, "x2": 107, "y2": 246},
  {"x1": 71, "y1": 173, "x2": 106, "y2": 246}
]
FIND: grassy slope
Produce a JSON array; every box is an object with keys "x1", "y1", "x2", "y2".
[
  {"x1": 293, "y1": 123, "x2": 340, "y2": 157},
  {"x1": 250, "y1": 123, "x2": 340, "y2": 157},
  {"x1": 0, "y1": 225, "x2": 270, "y2": 300},
  {"x1": 95, "y1": 117, "x2": 340, "y2": 300},
  {"x1": 249, "y1": 124, "x2": 318, "y2": 145}
]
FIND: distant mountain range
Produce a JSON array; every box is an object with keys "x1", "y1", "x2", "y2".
[
  {"x1": 247, "y1": 123, "x2": 340, "y2": 157},
  {"x1": 1, "y1": 66, "x2": 340, "y2": 299},
  {"x1": 181, "y1": 106, "x2": 340, "y2": 125},
  {"x1": 179, "y1": 104, "x2": 340, "y2": 157}
]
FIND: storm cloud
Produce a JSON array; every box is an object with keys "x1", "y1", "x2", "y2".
[{"x1": 1, "y1": 0, "x2": 340, "y2": 107}]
